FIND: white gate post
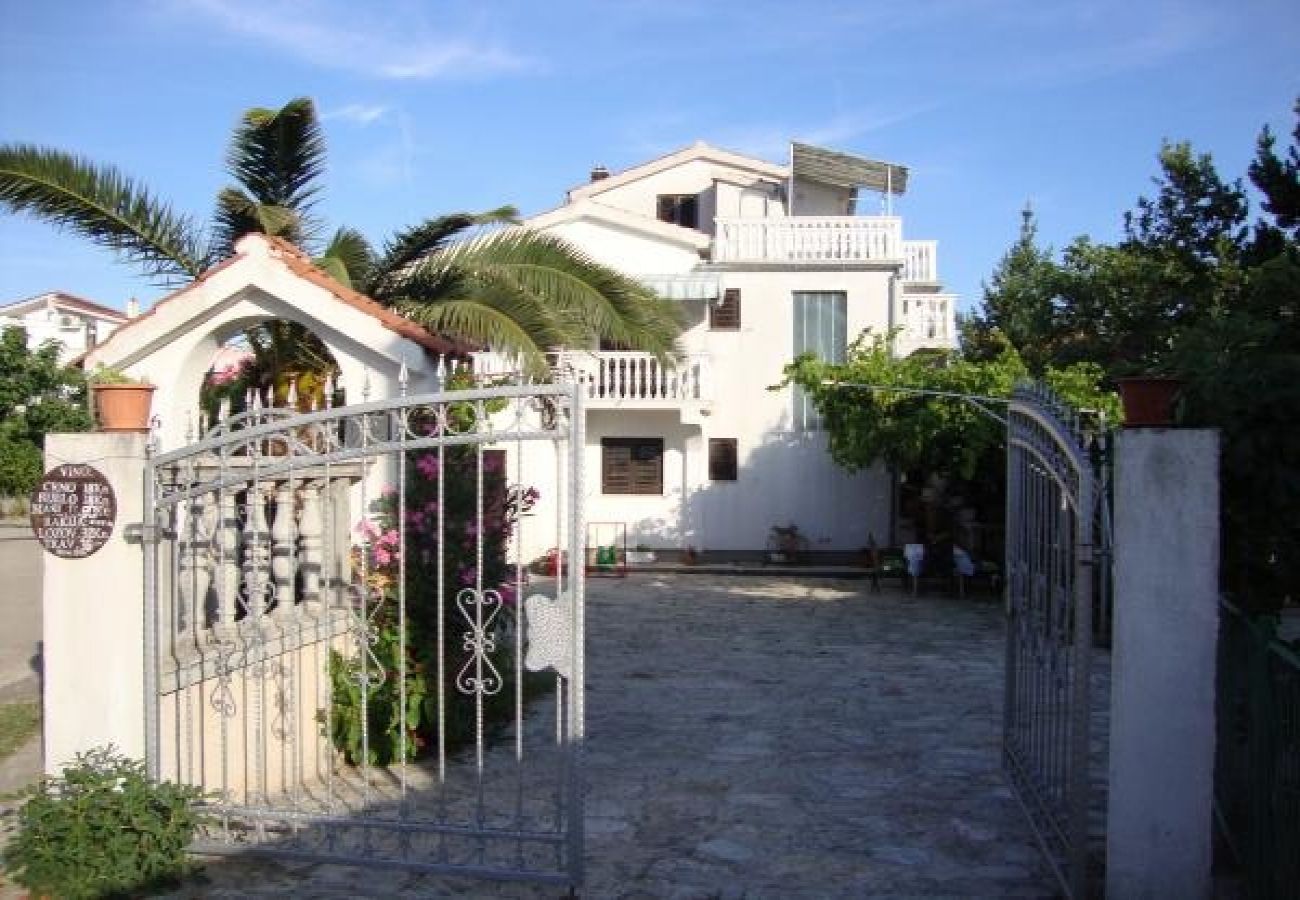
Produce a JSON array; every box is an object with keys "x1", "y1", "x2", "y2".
[
  {"x1": 42, "y1": 432, "x2": 149, "y2": 774},
  {"x1": 1108, "y1": 428, "x2": 1219, "y2": 899}
]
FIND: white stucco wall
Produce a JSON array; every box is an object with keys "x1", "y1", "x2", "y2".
[
  {"x1": 1108, "y1": 428, "x2": 1219, "y2": 900},
  {"x1": 43, "y1": 432, "x2": 148, "y2": 773}
]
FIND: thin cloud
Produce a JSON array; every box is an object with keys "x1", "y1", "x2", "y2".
[
  {"x1": 173, "y1": 0, "x2": 533, "y2": 80},
  {"x1": 323, "y1": 104, "x2": 390, "y2": 126}
]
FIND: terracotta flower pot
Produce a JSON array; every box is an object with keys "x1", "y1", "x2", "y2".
[
  {"x1": 92, "y1": 383, "x2": 156, "y2": 432},
  {"x1": 1116, "y1": 376, "x2": 1183, "y2": 427}
]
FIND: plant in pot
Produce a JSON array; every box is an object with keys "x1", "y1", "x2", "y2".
[
  {"x1": 1113, "y1": 355, "x2": 1184, "y2": 428},
  {"x1": 89, "y1": 366, "x2": 156, "y2": 432}
]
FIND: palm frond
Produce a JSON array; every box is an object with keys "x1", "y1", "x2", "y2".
[
  {"x1": 364, "y1": 207, "x2": 520, "y2": 300},
  {"x1": 424, "y1": 229, "x2": 683, "y2": 359},
  {"x1": 0, "y1": 144, "x2": 209, "y2": 285},
  {"x1": 317, "y1": 227, "x2": 375, "y2": 290},
  {"x1": 225, "y1": 97, "x2": 326, "y2": 248},
  {"x1": 399, "y1": 298, "x2": 555, "y2": 377},
  {"x1": 213, "y1": 187, "x2": 304, "y2": 257}
]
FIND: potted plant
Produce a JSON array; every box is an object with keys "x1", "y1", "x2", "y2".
[
  {"x1": 89, "y1": 366, "x2": 156, "y2": 432},
  {"x1": 1115, "y1": 374, "x2": 1184, "y2": 427}
]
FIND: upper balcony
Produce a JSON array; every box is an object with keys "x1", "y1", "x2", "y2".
[{"x1": 712, "y1": 216, "x2": 938, "y2": 282}]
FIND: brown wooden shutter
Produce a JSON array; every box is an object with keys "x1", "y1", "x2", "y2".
[
  {"x1": 602, "y1": 438, "x2": 663, "y2": 494},
  {"x1": 710, "y1": 289, "x2": 741, "y2": 330},
  {"x1": 708, "y1": 438, "x2": 738, "y2": 481}
]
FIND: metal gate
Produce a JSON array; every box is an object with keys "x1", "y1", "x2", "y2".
[
  {"x1": 1004, "y1": 381, "x2": 1110, "y2": 898},
  {"x1": 143, "y1": 381, "x2": 586, "y2": 888}
]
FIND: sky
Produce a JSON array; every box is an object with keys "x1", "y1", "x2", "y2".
[{"x1": 1, "y1": 0, "x2": 1297, "y2": 318}]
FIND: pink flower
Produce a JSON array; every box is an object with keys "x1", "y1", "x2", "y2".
[
  {"x1": 373, "y1": 546, "x2": 392, "y2": 566},
  {"x1": 416, "y1": 455, "x2": 440, "y2": 479}
]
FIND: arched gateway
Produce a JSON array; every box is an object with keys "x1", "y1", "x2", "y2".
[{"x1": 59, "y1": 234, "x2": 588, "y2": 889}]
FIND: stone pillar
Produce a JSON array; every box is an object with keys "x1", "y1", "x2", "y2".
[
  {"x1": 42, "y1": 432, "x2": 148, "y2": 774},
  {"x1": 1108, "y1": 428, "x2": 1219, "y2": 899}
]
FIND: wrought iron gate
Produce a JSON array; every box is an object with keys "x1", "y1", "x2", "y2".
[
  {"x1": 1004, "y1": 382, "x2": 1110, "y2": 898},
  {"x1": 143, "y1": 382, "x2": 586, "y2": 888}
]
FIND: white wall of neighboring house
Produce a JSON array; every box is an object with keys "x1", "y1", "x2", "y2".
[
  {"x1": 508, "y1": 141, "x2": 957, "y2": 562},
  {"x1": 0, "y1": 292, "x2": 130, "y2": 364}
]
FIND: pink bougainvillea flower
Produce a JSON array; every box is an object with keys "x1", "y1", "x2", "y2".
[{"x1": 416, "y1": 455, "x2": 440, "y2": 479}]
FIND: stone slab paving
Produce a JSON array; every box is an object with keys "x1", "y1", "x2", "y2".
[{"x1": 152, "y1": 573, "x2": 1057, "y2": 898}]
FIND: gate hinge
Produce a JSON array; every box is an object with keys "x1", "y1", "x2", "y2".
[{"x1": 124, "y1": 523, "x2": 174, "y2": 545}]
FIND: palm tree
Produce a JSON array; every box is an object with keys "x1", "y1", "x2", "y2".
[{"x1": 0, "y1": 98, "x2": 681, "y2": 377}]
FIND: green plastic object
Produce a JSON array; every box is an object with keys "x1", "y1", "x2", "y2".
[{"x1": 596, "y1": 545, "x2": 616, "y2": 567}]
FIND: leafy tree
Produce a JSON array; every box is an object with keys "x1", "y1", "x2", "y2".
[
  {"x1": 962, "y1": 207, "x2": 1063, "y2": 370},
  {"x1": 971, "y1": 99, "x2": 1300, "y2": 609},
  {"x1": 0, "y1": 98, "x2": 681, "y2": 376},
  {"x1": 780, "y1": 331, "x2": 1117, "y2": 542},
  {"x1": 0, "y1": 326, "x2": 93, "y2": 495}
]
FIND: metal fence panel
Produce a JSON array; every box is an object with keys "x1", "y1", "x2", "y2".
[{"x1": 143, "y1": 383, "x2": 585, "y2": 888}]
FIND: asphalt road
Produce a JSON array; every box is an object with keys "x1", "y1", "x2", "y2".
[{"x1": 0, "y1": 522, "x2": 41, "y2": 700}]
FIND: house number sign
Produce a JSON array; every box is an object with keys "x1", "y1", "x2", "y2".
[{"x1": 29, "y1": 464, "x2": 117, "y2": 559}]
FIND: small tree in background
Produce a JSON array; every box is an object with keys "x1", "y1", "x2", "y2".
[{"x1": 0, "y1": 326, "x2": 92, "y2": 499}]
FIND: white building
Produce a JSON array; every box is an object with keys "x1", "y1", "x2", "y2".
[
  {"x1": 0, "y1": 291, "x2": 133, "y2": 363},
  {"x1": 512, "y1": 141, "x2": 957, "y2": 561}
]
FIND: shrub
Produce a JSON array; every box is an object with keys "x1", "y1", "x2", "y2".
[{"x1": 4, "y1": 746, "x2": 204, "y2": 899}]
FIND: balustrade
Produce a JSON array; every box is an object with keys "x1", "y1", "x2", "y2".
[
  {"x1": 158, "y1": 461, "x2": 364, "y2": 676},
  {"x1": 714, "y1": 216, "x2": 901, "y2": 263}
]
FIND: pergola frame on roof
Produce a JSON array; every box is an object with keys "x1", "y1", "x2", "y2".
[{"x1": 789, "y1": 142, "x2": 909, "y2": 216}]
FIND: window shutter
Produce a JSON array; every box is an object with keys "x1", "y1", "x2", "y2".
[
  {"x1": 710, "y1": 289, "x2": 741, "y2": 330},
  {"x1": 602, "y1": 439, "x2": 663, "y2": 494},
  {"x1": 708, "y1": 438, "x2": 738, "y2": 481}
]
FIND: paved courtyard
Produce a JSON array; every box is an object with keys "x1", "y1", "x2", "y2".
[{"x1": 170, "y1": 573, "x2": 1054, "y2": 898}]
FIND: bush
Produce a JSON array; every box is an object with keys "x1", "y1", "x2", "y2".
[{"x1": 4, "y1": 746, "x2": 204, "y2": 899}]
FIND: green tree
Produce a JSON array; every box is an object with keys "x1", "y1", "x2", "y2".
[
  {"x1": 962, "y1": 206, "x2": 1063, "y2": 370},
  {"x1": 0, "y1": 98, "x2": 680, "y2": 375},
  {"x1": 780, "y1": 331, "x2": 1117, "y2": 540},
  {"x1": 0, "y1": 327, "x2": 93, "y2": 495},
  {"x1": 970, "y1": 100, "x2": 1300, "y2": 609}
]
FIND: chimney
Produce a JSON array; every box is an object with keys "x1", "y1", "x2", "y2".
[
  {"x1": 590, "y1": 164, "x2": 610, "y2": 182},
  {"x1": 125, "y1": 297, "x2": 140, "y2": 318}
]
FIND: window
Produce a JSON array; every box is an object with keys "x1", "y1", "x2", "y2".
[
  {"x1": 708, "y1": 438, "x2": 738, "y2": 481},
  {"x1": 710, "y1": 288, "x2": 741, "y2": 330},
  {"x1": 792, "y1": 291, "x2": 848, "y2": 430},
  {"x1": 601, "y1": 438, "x2": 663, "y2": 494},
  {"x1": 656, "y1": 194, "x2": 699, "y2": 229}
]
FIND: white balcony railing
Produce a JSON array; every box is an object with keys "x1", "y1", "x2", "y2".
[
  {"x1": 713, "y1": 216, "x2": 901, "y2": 263},
  {"x1": 896, "y1": 294, "x2": 956, "y2": 352},
  {"x1": 470, "y1": 351, "x2": 710, "y2": 405},
  {"x1": 902, "y1": 240, "x2": 938, "y2": 282}
]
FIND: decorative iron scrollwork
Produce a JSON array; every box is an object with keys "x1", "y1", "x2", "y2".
[{"x1": 455, "y1": 588, "x2": 504, "y2": 695}]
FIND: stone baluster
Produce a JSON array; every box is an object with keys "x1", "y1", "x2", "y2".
[
  {"x1": 298, "y1": 480, "x2": 324, "y2": 612},
  {"x1": 243, "y1": 485, "x2": 272, "y2": 620},
  {"x1": 271, "y1": 479, "x2": 297, "y2": 620},
  {"x1": 177, "y1": 492, "x2": 215, "y2": 653},
  {"x1": 214, "y1": 491, "x2": 240, "y2": 638}
]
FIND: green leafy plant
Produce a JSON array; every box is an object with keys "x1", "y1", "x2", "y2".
[
  {"x1": 4, "y1": 745, "x2": 204, "y2": 899},
  {"x1": 87, "y1": 365, "x2": 147, "y2": 385}
]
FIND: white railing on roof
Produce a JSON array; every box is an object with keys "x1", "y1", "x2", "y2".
[
  {"x1": 713, "y1": 216, "x2": 901, "y2": 263},
  {"x1": 902, "y1": 240, "x2": 938, "y2": 282}
]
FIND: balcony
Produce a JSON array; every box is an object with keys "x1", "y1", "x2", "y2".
[
  {"x1": 470, "y1": 351, "x2": 710, "y2": 407},
  {"x1": 713, "y1": 216, "x2": 938, "y2": 282},
  {"x1": 714, "y1": 216, "x2": 898, "y2": 264},
  {"x1": 895, "y1": 294, "x2": 957, "y2": 355}
]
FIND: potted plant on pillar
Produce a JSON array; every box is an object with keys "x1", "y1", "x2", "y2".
[
  {"x1": 1115, "y1": 373, "x2": 1184, "y2": 427},
  {"x1": 89, "y1": 367, "x2": 156, "y2": 432}
]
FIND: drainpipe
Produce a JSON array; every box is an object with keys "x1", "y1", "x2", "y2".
[{"x1": 886, "y1": 273, "x2": 899, "y2": 357}]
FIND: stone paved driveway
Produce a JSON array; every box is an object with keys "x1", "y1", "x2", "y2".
[{"x1": 171, "y1": 574, "x2": 1054, "y2": 898}]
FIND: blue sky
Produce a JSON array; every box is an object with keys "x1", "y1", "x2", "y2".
[{"x1": 2, "y1": 0, "x2": 1297, "y2": 317}]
